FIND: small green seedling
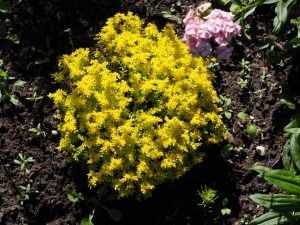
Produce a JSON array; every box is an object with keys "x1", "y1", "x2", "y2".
[
  {"x1": 237, "y1": 112, "x2": 248, "y2": 120},
  {"x1": 18, "y1": 183, "x2": 39, "y2": 205},
  {"x1": 26, "y1": 91, "x2": 43, "y2": 106},
  {"x1": 237, "y1": 59, "x2": 252, "y2": 89},
  {"x1": 221, "y1": 198, "x2": 231, "y2": 215},
  {"x1": 208, "y1": 61, "x2": 219, "y2": 72},
  {"x1": 246, "y1": 123, "x2": 258, "y2": 138},
  {"x1": 67, "y1": 191, "x2": 84, "y2": 203},
  {"x1": 81, "y1": 210, "x2": 95, "y2": 225},
  {"x1": 0, "y1": 65, "x2": 26, "y2": 106},
  {"x1": 29, "y1": 123, "x2": 46, "y2": 137},
  {"x1": 224, "y1": 110, "x2": 233, "y2": 119},
  {"x1": 241, "y1": 59, "x2": 251, "y2": 74},
  {"x1": 237, "y1": 112, "x2": 258, "y2": 138},
  {"x1": 220, "y1": 95, "x2": 232, "y2": 119},
  {"x1": 197, "y1": 185, "x2": 218, "y2": 207},
  {"x1": 220, "y1": 95, "x2": 232, "y2": 106},
  {"x1": 237, "y1": 78, "x2": 250, "y2": 89},
  {"x1": 14, "y1": 153, "x2": 34, "y2": 173},
  {"x1": 170, "y1": 0, "x2": 182, "y2": 14}
]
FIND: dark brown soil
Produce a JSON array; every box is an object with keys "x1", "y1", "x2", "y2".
[{"x1": 1, "y1": 1, "x2": 299, "y2": 225}]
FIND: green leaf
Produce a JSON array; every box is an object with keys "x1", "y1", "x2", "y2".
[
  {"x1": 284, "y1": 115, "x2": 300, "y2": 132},
  {"x1": 244, "y1": 7, "x2": 257, "y2": 19},
  {"x1": 221, "y1": 208, "x2": 231, "y2": 215},
  {"x1": 219, "y1": 0, "x2": 231, "y2": 5},
  {"x1": 14, "y1": 80, "x2": 26, "y2": 87},
  {"x1": 67, "y1": 191, "x2": 84, "y2": 203},
  {"x1": 0, "y1": 1, "x2": 11, "y2": 13},
  {"x1": 273, "y1": 16, "x2": 281, "y2": 34},
  {"x1": 280, "y1": 98, "x2": 296, "y2": 110},
  {"x1": 230, "y1": 2, "x2": 242, "y2": 15},
  {"x1": 290, "y1": 134, "x2": 300, "y2": 171},
  {"x1": 5, "y1": 34, "x2": 19, "y2": 44},
  {"x1": 263, "y1": 0, "x2": 280, "y2": 4},
  {"x1": 249, "y1": 211, "x2": 288, "y2": 225},
  {"x1": 252, "y1": 165, "x2": 273, "y2": 174},
  {"x1": 80, "y1": 218, "x2": 93, "y2": 225},
  {"x1": 13, "y1": 159, "x2": 22, "y2": 164},
  {"x1": 237, "y1": 112, "x2": 248, "y2": 120},
  {"x1": 10, "y1": 94, "x2": 19, "y2": 105},
  {"x1": 225, "y1": 112, "x2": 232, "y2": 119},
  {"x1": 252, "y1": 165, "x2": 300, "y2": 196},
  {"x1": 249, "y1": 194, "x2": 300, "y2": 211},
  {"x1": 26, "y1": 157, "x2": 34, "y2": 162},
  {"x1": 276, "y1": 0, "x2": 287, "y2": 26},
  {"x1": 80, "y1": 210, "x2": 94, "y2": 225},
  {"x1": 157, "y1": 11, "x2": 182, "y2": 24},
  {"x1": 285, "y1": 128, "x2": 300, "y2": 134},
  {"x1": 247, "y1": 124, "x2": 258, "y2": 137}
]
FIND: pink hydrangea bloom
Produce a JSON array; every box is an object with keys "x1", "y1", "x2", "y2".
[
  {"x1": 183, "y1": 9, "x2": 195, "y2": 26},
  {"x1": 204, "y1": 9, "x2": 235, "y2": 21},
  {"x1": 182, "y1": 2, "x2": 241, "y2": 59}
]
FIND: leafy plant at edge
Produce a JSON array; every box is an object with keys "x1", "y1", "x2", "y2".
[
  {"x1": 218, "y1": 0, "x2": 298, "y2": 38},
  {"x1": 249, "y1": 104, "x2": 300, "y2": 224},
  {"x1": 249, "y1": 165, "x2": 300, "y2": 224},
  {"x1": 0, "y1": 60, "x2": 26, "y2": 105},
  {"x1": 0, "y1": 0, "x2": 23, "y2": 43},
  {"x1": 67, "y1": 186, "x2": 122, "y2": 224}
]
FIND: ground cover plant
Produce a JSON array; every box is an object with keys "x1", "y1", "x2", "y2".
[{"x1": 0, "y1": 0, "x2": 300, "y2": 224}]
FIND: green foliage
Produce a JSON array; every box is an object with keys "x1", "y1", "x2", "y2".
[
  {"x1": 283, "y1": 113, "x2": 300, "y2": 172},
  {"x1": 249, "y1": 165, "x2": 300, "y2": 224},
  {"x1": 14, "y1": 153, "x2": 34, "y2": 173},
  {"x1": 18, "y1": 183, "x2": 39, "y2": 205},
  {"x1": 0, "y1": 0, "x2": 22, "y2": 43},
  {"x1": 26, "y1": 91, "x2": 43, "y2": 107},
  {"x1": 81, "y1": 210, "x2": 95, "y2": 225},
  {"x1": 197, "y1": 185, "x2": 218, "y2": 207},
  {"x1": 49, "y1": 12, "x2": 225, "y2": 198},
  {"x1": 221, "y1": 198, "x2": 232, "y2": 215},
  {"x1": 67, "y1": 191, "x2": 84, "y2": 203},
  {"x1": 220, "y1": 0, "x2": 298, "y2": 38},
  {"x1": 0, "y1": 62, "x2": 26, "y2": 106},
  {"x1": 246, "y1": 123, "x2": 258, "y2": 137},
  {"x1": 28, "y1": 123, "x2": 46, "y2": 137},
  {"x1": 287, "y1": 17, "x2": 300, "y2": 48}
]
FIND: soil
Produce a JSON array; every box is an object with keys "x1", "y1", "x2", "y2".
[{"x1": 1, "y1": 0, "x2": 300, "y2": 225}]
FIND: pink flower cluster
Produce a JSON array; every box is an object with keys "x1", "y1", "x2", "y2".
[{"x1": 183, "y1": 3, "x2": 241, "y2": 59}]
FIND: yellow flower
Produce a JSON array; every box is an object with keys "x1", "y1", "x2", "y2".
[{"x1": 49, "y1": 12, "x2": 226, "y2": 198}]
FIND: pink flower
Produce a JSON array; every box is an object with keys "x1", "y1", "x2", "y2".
[
  {"x1": 204, "y1": 9, "x2": 234, "y2": 21},
  {"x1": 214, "y1": 33, "x2": 230, "y2": 46},
  {"x1": 182, "y1": 3, "x2": 240, "y2": 59},
  {"x1": 205, "y1": 19, "x2": 221, "y2": 34},
  {"x1": 183, "y1": 9, "x2": 195, "y2": 26},
  {"x1": 216, "y1": 46, "x2": 233, "y2": 59},
  {"x1": 184, "y1": 19, "x2": 202, "y2": 37}
]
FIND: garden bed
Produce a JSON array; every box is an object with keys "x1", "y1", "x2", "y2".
[{"x1": 1, "y1": 0, "x2": 299, "y2": 224}]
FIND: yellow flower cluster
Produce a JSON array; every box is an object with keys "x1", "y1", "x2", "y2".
[{"x1": 49, "y1": 12, "x2": 226, "y2": 198}]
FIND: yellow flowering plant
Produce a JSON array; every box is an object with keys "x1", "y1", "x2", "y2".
[{"x1": 49, "y1": 12, "x2": 226, "y2": 198}]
